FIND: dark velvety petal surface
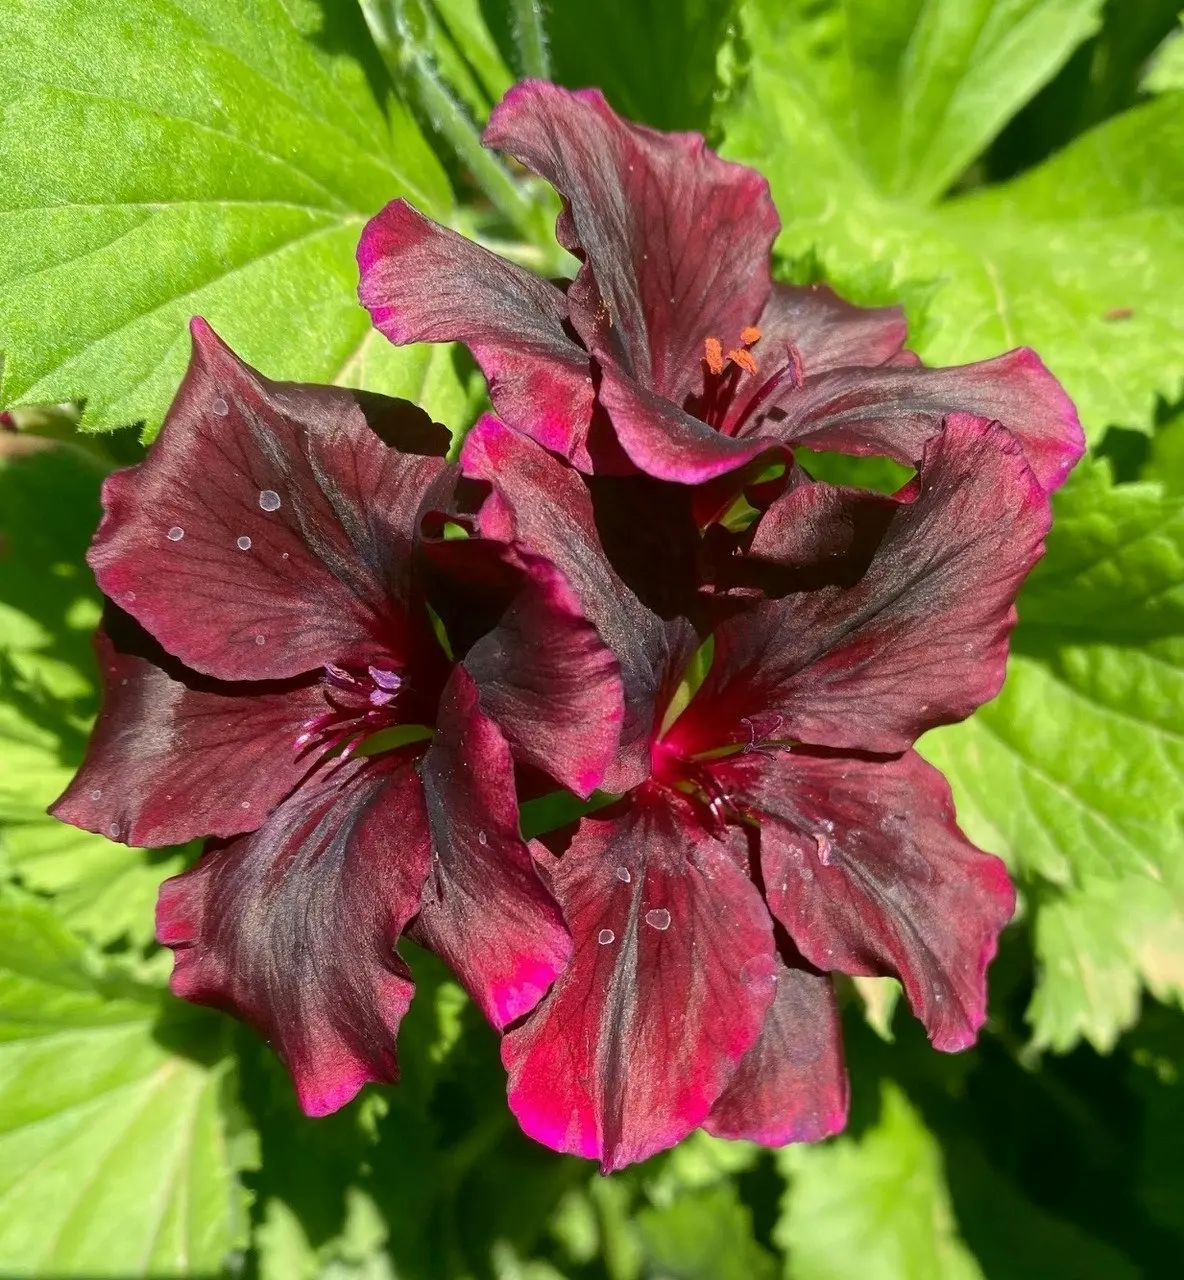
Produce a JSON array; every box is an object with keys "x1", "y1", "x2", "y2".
[
  {"x1": 357, "y1": 200, "x2": 597, "y2": 464},
  {"x1": 750, "y1": 283, "x2": 908, "y2": 377},
  {"x1": 502, "y1": 797, "x2": 777, "y2": 1172},
  {"x1": 463, "y1": 549, "x2": 623, "y2": 798},
  {"x1": 726, "y1": 748, "x2": 1015, "y2": 1052},
  {"x1": 484, "y1": 81, "x2": 778, "y2": 406},
  {"x1": 704, "y1": 959, "x2": 848, "y2": 1145},
  {"x1": 157, "y1": 752, "x2": 431, "y2": 1116},
  {"x1": 91, "y1": 319, "x2": 454, "y2": 682},
  {"x1": 461, "y1": 416, "x2": 681, "y2": 790},
  {"x1": 757, "y1": 348, "x2": 1083, "y2": 493},
  {"x1": 674, "y1": 415, "x2": 1049, "y2": 756},
  {"x1": 413, "y1": 667, "x2": 571, "y2": 1029},
  {"x1": 51, "y1": 611, "x2": 327, "y2": 848},
  {"x1": 598, "y1": 362, "x2": 785, "y2": 484}
]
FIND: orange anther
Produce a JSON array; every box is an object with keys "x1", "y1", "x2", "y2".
[
  {"x1": 703, "y1": 337, "x2": 725, "y2": 375},
  {"x1": 727, "y1": 348, "x2": 758, "y2": 375},
  {"x1": 740, "y1": 325, "x2": 762, "y2": 346}
]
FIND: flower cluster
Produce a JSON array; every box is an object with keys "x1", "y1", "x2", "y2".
[{"x1": 55, "y1": 81, "x2": 1082, "y2": 1171}]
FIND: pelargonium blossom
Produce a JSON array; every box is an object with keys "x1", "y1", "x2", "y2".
[
  {"x1": 358, "y1": 79, "x2": 1082, "y2": 495},
  {"x1": 52, "y1": 320, "x2": 624, "y2": 1115},
  {"x1": 460, "y1": 412, "x2": 1051, "y2": 1171}
]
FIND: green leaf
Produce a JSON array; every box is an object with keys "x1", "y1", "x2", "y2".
[
  {"x1": 921, "y1": 458, "x2": 1184, "y2": 1051},
  {"x1": 0, "y1": 0, "x2": 454, "y2": 436},
  {"x1": 637, "y1": 1183, "x2": 775, "y2": 1280},
  {"x1": 1144, "y1": 13, "x2": 1184, "y2": 92},
  {"x1": 0, "y1": 448, "x2": 185, "y2": 949},
  {"x1": 722, "y1": 0, "x2": 1184, "y2": 440},
  {"x1": 0, "y1": 890, "x2": 254, "y2": 1277},
  {"x1": 775, "y1": 1084, "x2": 983, "y2": 1280}
]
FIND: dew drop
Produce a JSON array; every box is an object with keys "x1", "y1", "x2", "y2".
[
  {"x1": 615, "y1": 865, "x2": 631, "y2": 883},
  {"x1": 236, "y1": 535, "x2": 252, "y2": 551},
  {"x1": 167, "y1": 526, "x2": 185, "y2": 542},
  {"x1": 212, "y1": 398, "x2": 229, "y2": 416},
  {"x1": 645, "y1": 908, "x2": 671, "y2": 931},
  {"x1": 90, "y1": 788, "x2": 102, "y2": 800},
  {"x1": 258, "y1": 489, "x2": 281, "y2": 512},
  {"x1": 478, "y1": 829, "x2": 488, "y2": 846},
  {"x1": 598, "y1": 928, "x2": 615, "y2": 945},
  {"x1": 108, "y1": 823, "x2": 120, "y2": 839},
  {"x1": 241, "y1": 800, "x2": 250, "y2": 810},
  {"x1": 281, "y1": 552, "x2": 290, "y2": 560},
  {"x1": 255, "y1": 634, "x2": 265, "y2": 646}
]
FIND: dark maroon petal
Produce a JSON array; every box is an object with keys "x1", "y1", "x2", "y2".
[
  {"x1": 598, "y1": 362, "x2": 785, "y2": 484},
  {"x1": 722, "y1": 748, "x2": 1015, "y2": 1052},
  {"x1": 357, "y1": 199, "x2": 595, "y2": 464},
  {"x1": 704, "y1": 960, "x2": 848, "y2": 1145},
  {"x1": 753, "y1": 283, "x2": 908, "y2": 375},
  {"x1": 50, "y1": 611, "x2": 327, "y2": 848},
  {"x1": 460, "y1": 416, "x2": 679, "y2": 790},
  {"x1": 90, "y1": 318, "x2": 454, "y2": 683},
  {"x1": 484, "y1": 81, "x2": 778, "y2": 406},
  {"x1": 675, "y1": 414, "x2": 1049, "y2": 756},
  {"x1": 463, "y1": 549, "x2": 623, "y2": 798},
  {"x1": 157, "y1": 752, "x2": 431, "y2": 1115},
  {"x1": 758, "y1": 348, "x2": 1083, "y2": 493},
  {"x1": 413, "y1": 667, "x2": 570, "y2": 1029},
  {"x1": 502, "y1": 797, "x2": 776, "y2": 1172}
]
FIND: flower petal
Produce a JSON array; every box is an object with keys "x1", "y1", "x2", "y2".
[
  {"x1": 484, "y1": 81, "x2": 778, "y2": 406},
  {"x1": 502, "y1": 798, "x2": 776, "y2": 1172},
  {"x1": 357, "y1": 199, "x2": 596, "y2": 463},
  {"x1": 679, "y1": 414, "x2": 1049, "y2": 756},
  {"x1": 729, "y1": 748, "x2": 1015, "y2": 1052},
  {"x1": 704, "y1": 959, "x2": 848, "y2": 1145},
  {"x1": 412, "y1": 667, "x2": 572, "y2": 1029},
  {"x1": 50, "y1": 610, "x2": 328, "y2": 847},
  {"x1": 758, "y1": 348, "x2": 1083, "y2": 493},
  {"x1": 753, "y1": 283, "x2": 908, "y2": 375},
  {"x1": 598, "y1": 362, "x2": 784, "y2": 484},
  {"x1": 157, "y1": 752, "x2": 431, "y2": 1115},
  {"x1": 90, "y1": 319, "x2": 453, "y2": 682}
]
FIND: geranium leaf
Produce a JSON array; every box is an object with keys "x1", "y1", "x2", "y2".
[
  {"x1": 0, "y1": 448, "x2": 185, "y2": 949},
  {"x1": 775, "y1": 1084, "x2": 983, "y2": 1280},
  {"x1": 721, "y1": 0, "x2": 1184, "y2": 441},
  {"x1": 1144, "y1": 14, "x2": 1184, "y2": 92},
  {"x1": 0, "y1": 890, "x2": 255, "y2": 1277},
  {"x1": 922, "y1": 458, "x2": 1184, "y2": 1051},
  {"x1": 0, "y1": 0, "x2": 455, "y2": 436}
]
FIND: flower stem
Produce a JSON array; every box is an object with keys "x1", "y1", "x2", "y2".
[{"x1": 510, "y1": 0, "x2": 551, "y2": 79}]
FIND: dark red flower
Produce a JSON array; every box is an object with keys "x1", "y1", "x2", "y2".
[
  {"x1": 51, "y1": 321, "x2": 624, "y2": 1116},
  {"x1": 358, "y1": 80, "x2": 1083, "y2": 494},
  {"x1": 461, "y1": 413, "x2": 1044, "y2": 1171}
]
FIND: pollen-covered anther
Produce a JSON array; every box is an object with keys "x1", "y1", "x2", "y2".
[
  {"x1": 726, "y1": 348, "x2": 759, "y2": 375},
  {"x1": 703, "y1": 336, "x2": 725, "y2": 376},
  {"x1": 739, "y1": 325, "x2": 762, "y2": 346}
]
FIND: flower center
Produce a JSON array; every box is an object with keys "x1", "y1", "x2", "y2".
[
  {"x1": 294, "y1": 663, "x2": 408, "y2": 762},
  {"x1": 688, "y1": 326, "x2": 803, "y2": 435}
]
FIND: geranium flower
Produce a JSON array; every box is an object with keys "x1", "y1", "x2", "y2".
[
  {"x1": 461, "y1": 412, "x2": 1050, "y2": 1171},
  {"x1": 358, "y1": 80, "x2": 1082, "y2": 494},
  {"x1": 52, "y1": 320, "x2": 623, "y2": 1116}
]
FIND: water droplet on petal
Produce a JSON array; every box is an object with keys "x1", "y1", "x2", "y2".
[
  {"x1": 90, "y1": 788, "x2": 102, "y2": 800},
  {"x1": 108, "y1": 823, "x2": 120, "y2": 839},
  {"x1": 241, "y1": 800, "x2": 250, "y2": 809},
  {"x1": 212, "y1": 398, "x2": 229, "y2": 416},
  {"x1": 167, "y1": 526, "x2": 184, "y2": 541},
  {"x1": 645, "y1": 908, "x2": 671, "y2": 931},
  {"x1": 598, "y1": 928, "x2": 615, "y2": 945},
  {"x1": 478, "y1": 829, "x2": 488, "y2": 846},
  {"x1": 236, "y1": 535, "x2": 252, "y2": 551},
  {"x1": 259, "y1": 490, "x2": 281, "y2": 512},
  {"x1": 281, "y1": 552, "x2": 290, "y2": 560},
  {"x1": 615, "y1": 866, "x2": 631, "y2": 883},
  {"x1": 255, "y1": 634, "x2": 265, "y2": 646}
]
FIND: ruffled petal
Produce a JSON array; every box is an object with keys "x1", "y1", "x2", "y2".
[
  {"x1": 157, "y1": 752, "x2": 431, "y2": 1115},
  {"x1": 753, "y1": 283, "x2": 908, "y2": 375},
  {"x1": 675, "y1": 415, "x2": 1049, "y2": 756},
  {"x1": 357, "y1": 200, "x2": 596, "y2": 463},
  {"x1": 502, "y1": 798, "x2": 776, "y2": 1172},
  {"x1": 484, "y1": 81, "x2": 778, "y2": 406},
  {"x1": 756, "y1": 348, "x2": 1083, "y2": 493},
  {"x1": 704, "y1": 959, "x2": 848, "y2": 1145},
  {"x1": 90, "y1": 319, "x2": 453, "y2": 682},
  {"x1": 728, "y1": 748, "x2": 1015, "y2": 1052},
  {"x1": 50, "y1": 610, "x2": 328, "y2": 847},
  {"x1": 412, "y1": 667, "x2": 571, "y2": 1029}
]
